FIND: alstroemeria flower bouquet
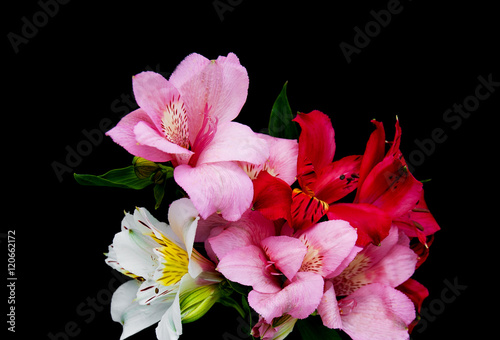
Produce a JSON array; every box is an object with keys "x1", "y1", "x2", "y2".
[{"x1": 75, "y1": 52, "x2": 440, "y2": 340}]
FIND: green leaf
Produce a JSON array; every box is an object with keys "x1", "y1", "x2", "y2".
[
  {"x1": 226, "y1": 280, "x2": 251, "y2": 296},
  {"x1": 268, "y1": 81, "x2": 299, "y2": 139},
  {"x1": 153, "y1": 182, "x2": 166, "y2": 209},
  {"x1": 218, "y1": 295, "x2": 246, "y2": 319},
  {"x1": 74, "y1": 165, "x2": 153, "y2": 190},
  {"x1": 296, "y1": 315, "x2": 341, "y2": 340}
]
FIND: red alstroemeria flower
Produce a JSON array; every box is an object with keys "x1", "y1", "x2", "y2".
[
  {"x1": 329, "y1": 119, "x2": 424, "y2": 246},
  {"x1": 290, "y1": 110, "x2": 362, "y2": 231},
  {"x1": 330, "y1": 119, "x2": 439, "y2": 248},
  {"x1": 394, "y1": 191, "x2": 441, "y2": 247},
  {"x1": 291, "y1": 111, "x2": 439, "y2": 248}
]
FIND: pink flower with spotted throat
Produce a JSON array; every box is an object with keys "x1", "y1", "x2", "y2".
[
  {"x1": 106, "y1": 53, "x2": 269, "y2": 221},
  {"x1": 207, "y1": 210, "x2": 358, "y2": 323}
]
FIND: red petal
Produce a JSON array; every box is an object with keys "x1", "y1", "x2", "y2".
[
  {"x1": 327, "y1": 203, "x2": 392, "y2": 247},
  {"x1": 394, "y1": 191, "x2": 441, "y2": 240},
  {"x1": 356, "y1": 119, "x2": 385, "y2": 196},
  {"x1": 396, "y1": 278, "x2": 429, "y2": 333},
  {"x1": 387, "y1": 119, "x2": 403, "y2": 159},
  {"x1": 411, "y1": 234, "x2": 435, "y2": 268},
  {"x1": 252, "y1": 171, "x2": 292, "y2": 221},
  {"x1": 294, "y1": 110, "x2": 336, "y2": 180},
  {"x1": 356, "y1": 156, "x2": 423, "y2": 219},
  {"x1": 291, "y1": 188, "x2": 329, "y2": 231},
  {"x1": 313, "y1": 155, "x2": 362, "y2": 204}
]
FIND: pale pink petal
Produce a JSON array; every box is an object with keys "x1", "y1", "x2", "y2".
[
  {"x1": 248, "y1": 272, "x2": 324, "y2": 323},
  {"x1": 207, "y1": 53, "x2": 249, "y2": 124},
  {"x1": 204, "y1": 226, "x2": 226, "y2": 264},
  {"x1": 261, "y1": 236, "x2": 307, "y2": 281},
  {"x1": 298, "y1": 219, "x2": 358, "y2": 277},
  {"x1": 355, "y1": 225, "x2": 400, "y2": 265},
  {"x1": 169, "y1": 53, "x2": 249, "y2": 143},
  {"x1": 318, "y1": 281, "x2": 342, "y2": 329},
  {"x1": 216, "y1": 245, "x2": 281, "y2": 294},
  {"x1": 174, "y1": 162, "x2": 253, "y2": 221},
  {"x1": 257, "y1": 133, "x2": 299, "y2": 185},
  {"x1": 106, "y1": 108, "x2": 172, "y2": 162},
  {"x1": 362, "y1": 235, "x2": 417, "y2": 290},
  {"x1": 326, "y1": 245, "x2": 363, "y2": 279},
  {"x1": 196, "y1": 122, "x2": 269, "y2": 166},
  {"x1": 195, "y1": 213, "x2": 229, "y2": 243},
  {"x1": 169, "y1": 53, "x2": 210, "y2": 89},
  {"x1": 333, "y1": 227, "x2": 417, "y2": 296},
  {"x1": 134, "y1": 121, "x2": 194, "y2": 156},
  {"x1": 132, "y1": 71, "x2": 181, "y2": 132},
  {"x1": 208, "y1": 210, "x2": 276, "y2": 260},
  {"x1": 340, "y1": 284, "x2": 415, "y2": 340}
]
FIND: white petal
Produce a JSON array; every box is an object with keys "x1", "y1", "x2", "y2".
[
  {"x1": 111, "y1": 280, "x2": 170, "y2": 340},
  {"x1": 113, "y1": 229, "x2": 158, "y2": 279},
  {"x1": 135, "y1": 207, "x2": 184, "y2": 247},
  {"x1": 122, "y1": 212, "x2": 138, "y2": 232},
  {"x1": 156, "y1": 283, "x2": 183, "y2": 340},
  {"x1": 167, "y1": 198, "x2": 200, "y2": 275},
  {"x1": 135, "y1": 279, "x2": 178, "y2": 306}
]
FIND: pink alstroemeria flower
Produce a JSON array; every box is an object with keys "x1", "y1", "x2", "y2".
[
  {"x1": 318, "y1": 226, "x2": 419, "y2": 340},
  {"x1": 207, "y1": 210, "x2": 357, "y2": 323},
  {"x1": 106, "y1": 53, "x2": 269, "y2": 221},
  {"x1": 319, "y1": 283, "x2": 416, "y2": 340}
]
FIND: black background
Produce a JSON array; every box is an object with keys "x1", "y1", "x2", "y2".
[{"x1": 4, "y1": 1, "x2": 499, "y2": 339}]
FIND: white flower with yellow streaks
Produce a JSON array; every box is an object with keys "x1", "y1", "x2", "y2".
[{"x1": 105, "y1": 198, "x2": 222, "y2": 340}]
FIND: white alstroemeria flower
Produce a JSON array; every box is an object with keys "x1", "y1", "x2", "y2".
[{"x1": 105, "y1": 198, "x2": 222, "y2": 340}]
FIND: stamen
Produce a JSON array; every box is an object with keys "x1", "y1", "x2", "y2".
[
  {"x1": 412, "y1": 220, "x2": 425, "y2": 231},
  {"x1": 338, "y1": 298, "x2": 357, "y2": 316},
  {"x1": 412, "y1": 208, "x2": 430, "y2": 213},
  {"x1": 161, "y1": 94, "x2": 190, "y2": 149}
]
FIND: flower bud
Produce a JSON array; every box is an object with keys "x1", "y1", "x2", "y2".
[
  {"x1": 133, "y1": 157, "x2": 160, "y2": 179},
  {"x1": 251, "y1": 314, "x2": 297, "y2": 340},
  {"x1": 179, "y1": 284, "x2": 222, "y2": 324}
]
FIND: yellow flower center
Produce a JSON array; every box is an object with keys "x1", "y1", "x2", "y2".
[{"x1": 155, "y1": 237, "x2": 190, "y2": 287}]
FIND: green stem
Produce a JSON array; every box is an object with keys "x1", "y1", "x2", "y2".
[{"x1": 219, "y1": 296, "x2": 246, "y2": 319}]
